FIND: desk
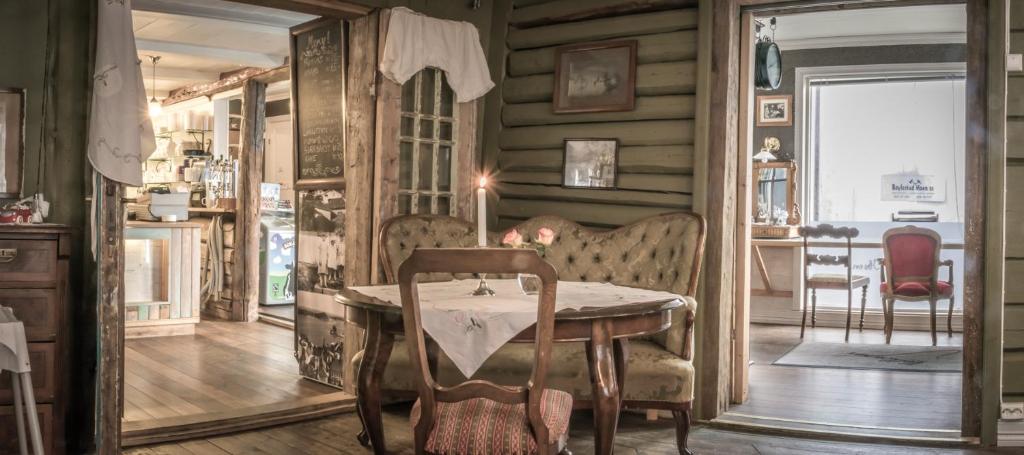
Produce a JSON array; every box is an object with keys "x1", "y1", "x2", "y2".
[{"x1": 338, "y1": 280, "x2": 684, "y2": 455}]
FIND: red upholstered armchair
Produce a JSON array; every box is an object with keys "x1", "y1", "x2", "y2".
[{"x1": 880, "y1": 226, "x2": 955, "y2": 346}]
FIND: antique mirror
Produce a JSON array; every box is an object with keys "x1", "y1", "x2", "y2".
[
  {"x1": 0, "y1": 88, "x2": 25, "y2": 198},
  {"x1": 752, "y1": 160, "x2": 799, "y2": 226}
]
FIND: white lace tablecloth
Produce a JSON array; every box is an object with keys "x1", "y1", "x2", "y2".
[{"x1": 347, "y1": 279, "x2": 683, "y2": 377}]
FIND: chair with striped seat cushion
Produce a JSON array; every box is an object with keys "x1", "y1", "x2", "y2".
[
  {"x1": 397, "y1": 248, "x2": 571, "y2": 455},
  {"x1": 411, "y1": 389, "x2": 573, "y2": 455}
]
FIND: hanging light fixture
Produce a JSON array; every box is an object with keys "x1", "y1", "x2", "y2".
[{"x1": 147, "y1": 55, "x2": 162, "y2": 118}]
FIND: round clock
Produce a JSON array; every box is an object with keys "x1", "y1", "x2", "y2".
[{"x1": 755, "y1": 40, "x2": 782, "y2": 90}]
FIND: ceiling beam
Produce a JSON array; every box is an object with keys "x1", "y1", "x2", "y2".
[
  {"x1": 132, "y1": 10, "x2": 292, "y2": 37},
  {"x1": 132, "y1": 0, "x2": 317, "y2": 28},
  {"x1": 221, "y1": 0, "x2": 372, "y2": 19},
  {"x1": 136, "y1": 39, "x2": 286, "y2": 68},
  {"x1": 139, "y1": 66, "x2": 222, "y2": 83}
]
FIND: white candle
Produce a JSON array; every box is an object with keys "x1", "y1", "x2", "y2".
[{"x1": 477, "y1": 177, "x2": 487, "y2": 247}]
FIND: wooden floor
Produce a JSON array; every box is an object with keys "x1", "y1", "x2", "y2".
[
  {"x1": 258, "y1": 304, "x2": 294, "y2": 322},
  {"x1": 125, "y1": 404, "x2": 1008, "y2": 454},
  {"x1": 727, "y1": 323, "x2": 962, "y2": 431},
  {"x1": 124, "y1": 320, "x2": 337, "y2": 423}
]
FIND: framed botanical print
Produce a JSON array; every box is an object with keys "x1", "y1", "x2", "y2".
[
  {"x1": 756, "y1": 94, "x2": 793, "y2": 126},
  {"x1": 562, "y1": 139, "x2": 618, "y2": 189},
  {"x1": 553, "y1": 40, "x2": 637, "y2": 114}
]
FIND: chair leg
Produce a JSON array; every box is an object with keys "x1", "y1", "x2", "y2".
[
  {"x1": 11, "y1": 373, "x2": 28, "y2": 455},
  {"x1": 800, "y1": 287, "x2": 809, "y2": 339},
  {"x1": 885, "y1": 299, "x2": 894, "y2": 345},
  {"x1": 845, "y1": 287, "x2": 852, "y2": 342},
  {"x1": 19, "y1": 373, "x2": 44, "y2": 455},
  {"x1": 811, "y1": 288, "x2": 818, "y2": 328},
  {"x1": 672, "y1": 409, "x2": 693, "y2": 455},
  {"x1": 929, "y1": 298, "x2": 938, "y2": 347},
  {"x1": 948, "y1": 295, "x2": 956, "y2": 338},
  {"x1": 859, "y1": 286, "x2": 868, "y2": 331}
]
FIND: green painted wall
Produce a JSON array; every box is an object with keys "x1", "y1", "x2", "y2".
[{"x1": 1005, "y1": 0, "x2": 1024, "y2": 403}]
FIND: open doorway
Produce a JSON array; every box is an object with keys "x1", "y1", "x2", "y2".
[
  {"x1": 727, "y1": 3, "x2": 969, "y2": 440},
  {"x1": 119, "y1": 0, "x2": 349, "y2": 443}
]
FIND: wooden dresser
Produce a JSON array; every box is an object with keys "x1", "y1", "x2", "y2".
[{"x1": 0, "y1": 224, "x2": 71, "y2": 454}]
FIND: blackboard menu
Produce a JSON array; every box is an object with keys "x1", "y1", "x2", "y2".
[{"x1": 291, "y1": 20, "x2": 346, "y2": 187}]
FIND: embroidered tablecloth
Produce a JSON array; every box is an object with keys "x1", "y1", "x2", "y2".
[{"x1": 347, "y1": 279, "x2": 683, "y2": 377}]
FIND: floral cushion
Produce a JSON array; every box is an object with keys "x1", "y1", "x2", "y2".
[
  {"x1": 881, "y1": 280, "x2": 953, "y2": 297},
  {"x1": 375, "y1": 340, "x2": 695, "y2": 404},
  {"x1": 410, "y1": 389, "x2": 572, "y2": 455}
]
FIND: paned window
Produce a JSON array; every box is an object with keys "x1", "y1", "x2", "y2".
[{"x1": 397, "y1": 68, "x2": 457, "y2": 215}]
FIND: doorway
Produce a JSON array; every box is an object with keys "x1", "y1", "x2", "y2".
[{"x1": 707, "y1": 0, "x2": 997, "y2": 443}]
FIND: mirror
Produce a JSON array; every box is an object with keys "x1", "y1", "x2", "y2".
[
  {"x1": 752, "y1": 160, "x2": 798, "y2": 225},
  {"x1": 0, "y1": 88, "x2": 25, "y2": 198}
]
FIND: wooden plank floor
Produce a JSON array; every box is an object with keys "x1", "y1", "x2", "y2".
[
  {"x1": 125, "y1": 405, "x2": 1008, "y2": 454},
  {"x1": 728, "y1": 323, "x2": 962, "y2": 431},
  {"x1": 124, "y1": 321, "x2": 337, "y2": 423}
]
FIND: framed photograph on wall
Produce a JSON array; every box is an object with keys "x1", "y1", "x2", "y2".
[
  {"x1": 562, "y1": 139, "x2": 618, "y2": 189},
  {"x1": 553, "y1": 40, "x2": 637, "y2": 114},
  {"x1": 756, "y1": 94, "x2": 793, "y2": 126}
]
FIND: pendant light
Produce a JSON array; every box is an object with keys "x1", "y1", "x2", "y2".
[{"x1": 147, "y1": 55, "x2": 162, "y2": 118}]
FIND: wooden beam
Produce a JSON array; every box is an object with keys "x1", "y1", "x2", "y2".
[
  {"x1": 508, "y1": 0, "x2": 697, "y2": 27},
  {"x1": 508, "y1": 30, "x2": 698, "y2": 76},
  {"x1": 344, "y1": 10, "x2": 377, "y2": 291},
  {"x1": 133, "y1": 0, "x2": 317, "y2": 28},
  {"x1": 222, "y1": 0, "x2": 371, "y2": 19},
  {"x1": 135, "y1": 39, "x2": 286, "y2": 67},
  {"x1": 499, "y1": 120, "x2": 695, "y2": 150},
  {"x1": 231, "y1": 79, "x2": 267, "y2": 322},
  {"x1": 96, "y1": 176, "x2": 125, "y2": 455},
  {"x1": 503, "y1": 61, "x2": 697, "y2": 103},
  {"x1": 502, "y1": 95, "x2": 696, "y2": 126},
  {"x1": 507, "y1": 8, "x2": 698, "y2": 50},
  {"x1": 731, "y1": 10, "x2": 755, "y2": 407},
  {"x1": 163, "y1": 66, "x2": 288, "y2": 106},
  {"x1": 498, "y1": 145, "x2": 695, "y2": 174}
]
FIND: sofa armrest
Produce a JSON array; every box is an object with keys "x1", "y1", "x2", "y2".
[{"x1": 680, "y1": 296, "x2": 697, "y2": 361}]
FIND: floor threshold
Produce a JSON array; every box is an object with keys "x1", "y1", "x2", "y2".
[{"x1": 710, "y1": 413, "x2": 973, "y2": 448}]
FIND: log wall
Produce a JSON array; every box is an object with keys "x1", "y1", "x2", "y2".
[
  {"x1": 488, "y1": 0, "x2": 700, "y2": 229},
  {"x1": 1005, "y1": 0, "x2": 1024, "y2": 402}
]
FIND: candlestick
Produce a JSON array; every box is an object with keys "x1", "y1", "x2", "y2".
[{"x1": 477, "y1": 176, "x2": 487, "y2": 247}]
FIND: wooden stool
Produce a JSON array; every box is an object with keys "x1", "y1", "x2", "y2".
[{"x1": 1, "y1": 308, "x2": 45, "y2": 455}]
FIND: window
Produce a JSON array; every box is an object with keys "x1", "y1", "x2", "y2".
[
  {"x1": 398, "y1": 68, "x2": 457, "y2": 215},
  {"x1": 804, "y1": 72, "x2": 965, "y2": 224}
]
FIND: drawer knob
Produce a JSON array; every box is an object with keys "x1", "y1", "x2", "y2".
[{"x1": 0, "y1": 248, "x2": 17, "y2": 263}]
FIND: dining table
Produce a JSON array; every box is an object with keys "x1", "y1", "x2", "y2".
[{"x1": 336, "y1": 278, "x2": 687, "y2": 455}]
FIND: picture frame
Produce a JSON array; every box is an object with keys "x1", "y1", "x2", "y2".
[
  {"x1": 0, "y1": 88, "x2": 25, "y2": 198},
  {"x1": 756, "y1": 94, "x2": 793, "y2": 127},
  {"x1": 553, "y1": 40, "x2": 637, "y2": 114},
  {"x1": 562, "y1": 139, "x2": 619, "y2": 189}
]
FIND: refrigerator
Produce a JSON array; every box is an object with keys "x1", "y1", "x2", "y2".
[{"x1": 259, "y1": 215, "x2": 296, "y2": 305}]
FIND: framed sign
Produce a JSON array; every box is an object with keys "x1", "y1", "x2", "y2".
[
  {"x1": 290, "y1": 18, "x2": 347, "y2": 189},
  {"x1": 553, "y1": 40, "x2": 636, "y2": 114},
  {"x1": 881, "y1": 174, "x2": 945, "y2": 202}
]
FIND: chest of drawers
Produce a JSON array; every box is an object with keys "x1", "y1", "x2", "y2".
[{"x1": 0, "y1": 225, "x2": 71, "y2": 455}]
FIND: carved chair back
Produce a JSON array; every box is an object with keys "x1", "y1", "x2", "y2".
[
  {"x1": 397, "y1": 248, "x2": 559, "y2": 453},
  {"x1": 799, "y1": 224, "x2": 860, "y2": 288},
  {"x1": 881, "y1": 225, "x2": 943, "y2": 296}
]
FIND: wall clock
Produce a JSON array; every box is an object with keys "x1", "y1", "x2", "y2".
[{"x1": 755, "y1": 39, "x2": 782, "y2": 90}]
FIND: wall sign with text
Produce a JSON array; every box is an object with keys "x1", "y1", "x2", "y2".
[{"x1": 881, "y1": 174, "x2": 945, "y2": 202}]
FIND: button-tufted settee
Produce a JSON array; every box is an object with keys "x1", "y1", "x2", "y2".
[{"x1": 370, "y1": 212, "x2": 706, "y2": 454}]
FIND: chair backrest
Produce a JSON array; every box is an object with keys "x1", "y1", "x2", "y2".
[
  {"x1": 380, "y1": 212, "x2": 706, "y2": 297},
  {"x1": 397, "y1": 248, "x2": 559, "y2": 451},
  {"x1": 882, "y1": 226, "x2": 942, "y2": 286},
  {"x1": 799, "y1": 224, "x2": 859, "y2": 282}
]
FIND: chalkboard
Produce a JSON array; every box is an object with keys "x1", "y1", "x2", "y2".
[{"x1": 291, "y1": 19, "x2": 346, "y2": 188}]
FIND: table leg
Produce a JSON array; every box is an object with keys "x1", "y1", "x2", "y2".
[
  {"x1": 587, "y1": 319, "x2": 623, "y2": 455},
  {"x1": 355, "y1": 311, "x2": 394, "y2": 454}
]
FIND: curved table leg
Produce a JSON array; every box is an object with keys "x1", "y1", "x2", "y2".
[
  {"x1": 587, "y1": 319, "x2": 624, "y2": 455},
  {"x1": 355, "y1": 311, "x2": 394, "y2": 454}
]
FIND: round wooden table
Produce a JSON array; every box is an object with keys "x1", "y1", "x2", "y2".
[{"x1": 337, "y1": 280, "x2": 684, "y2": 455}]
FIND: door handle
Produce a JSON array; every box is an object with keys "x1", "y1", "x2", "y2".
[{"x1": 0, "y1": 248, "x2": 18, "y2": 263}]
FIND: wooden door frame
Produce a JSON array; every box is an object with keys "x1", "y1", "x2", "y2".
[{"x1": 701, "y1": 0, "x2": 1005, "y2": 444}]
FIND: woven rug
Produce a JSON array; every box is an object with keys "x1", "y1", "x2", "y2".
[{"x1": 773, "y1": 342, "x2": 962, "y2": 373}]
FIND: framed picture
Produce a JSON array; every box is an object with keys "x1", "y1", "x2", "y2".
[
  {"x1": 0, "y1": 88, "x2": 25, "y2": 198},
  {"x1": 756, "y1": 94, "x2": 793, "y2": 126},
  {"x1": 562, "y1": 139, "x2": 618, "y2": 189},
  {"x1": 553, "y1": 40, "x2": 637, "y2": 114}
]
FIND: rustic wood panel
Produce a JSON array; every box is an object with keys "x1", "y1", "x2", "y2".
[
  {"x1": 1006, "y1": 76, "x2": 1024, "y2": 116},
  {"x1": 503, "y1": 95, "x2": 696, "y2": 126},
  {"x1": 344, "y1": 11, "x2": 377, "y2": 291},
  {"x1": 497, "y1": 171, "x2": 693, "y2": 193},
  {"x1": 503, "y1": 61, "x2": 697, "y2": 104},
  {"x1": 498, "y1": 145, "x2": 694, "y2": 174},
  {"x1": 1005, "y1": 352, "x2": 1024, "y2": 394},
  {"x1": 508, "y1": 0, "x2": 695, "y2": 27},
  {"x1": 508, "y1": 30, "x2": 697, "y2": 76},
  {"x1": 497, "y1": 199, "x2": 677, "y2": 227},
  {"x1": 1006, "y1": 167, "x2": 1024, "y2": 256},
  {"x1": 1007, "y1": 117, "x2": 1024, "y2": 158},
  {"x1": 499, "y1": 120, "x2": 695, "y2": 150},
  {"x1": 496, "y1": 183, "x2": 692, "y2": 207},
  {"x1": 507, "y1": 8, "x2": 698, "y2": 50},
  {"x1": 1006, "y1": 260, "x2": 1024, "y2": 303},
  {"x1": 232, "y1": 80, "x2": 267, "y2": 322},
  {"x1": 1006, "y1": 304, "x2": 1024, "y2": 349}
]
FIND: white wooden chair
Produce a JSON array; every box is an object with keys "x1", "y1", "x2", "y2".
[{"x1": 1, "y1": 306, "x2": 44, "y2": 455}]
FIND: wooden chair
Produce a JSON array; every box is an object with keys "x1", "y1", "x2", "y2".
[
  {"x1": 397, "y1": 248, "x2": 572, "y2": 455},
  {"x1": 799, "y1": 224, "x2": 870, "y2": 342},
  {"x1": 880, "y1": 226, "x2": 954, "y2": 346}
]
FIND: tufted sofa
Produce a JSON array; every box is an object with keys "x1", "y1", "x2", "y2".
[{"x1": 369, "y1": 212, "x2": 705, "y2": 453}]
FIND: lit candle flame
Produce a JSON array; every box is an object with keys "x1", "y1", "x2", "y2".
[{"x1": 478, "y1": 176, "x2": 488, "y2": 188}]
